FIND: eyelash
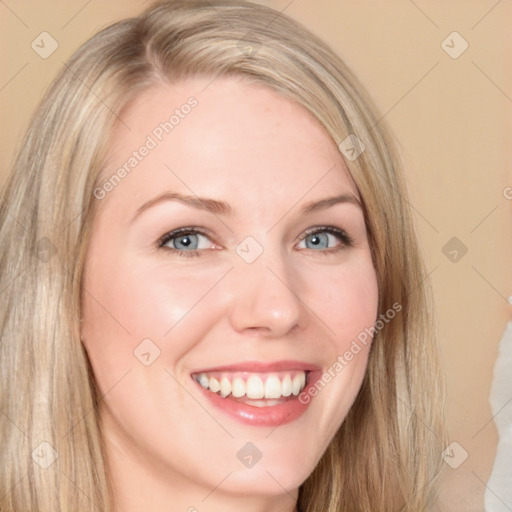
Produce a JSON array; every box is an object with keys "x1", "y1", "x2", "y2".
[
  {"x1": 157, "y1": 225, "x2": 353, "y2": 258},
  {"x1": 157, "y1": 227, "x2": 212, "y2": 259}
]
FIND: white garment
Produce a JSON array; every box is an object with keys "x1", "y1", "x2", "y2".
[{"x1": 485, "y1": 320, "x2": 512, "y2": 511}]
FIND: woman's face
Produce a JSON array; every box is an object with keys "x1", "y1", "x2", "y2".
[{"x1": 81, "y1": 76, "x2": 378, "y2": 509}]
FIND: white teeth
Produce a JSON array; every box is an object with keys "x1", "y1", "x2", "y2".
[
  {"x1": 197, "y1": 374, "x2": 209, "y2": 388},
  {"x1": 209, "y1": 377, "x2": 220, "y2": 393},
  {"x1": 231, "y1": 377, "x2": 245, "y2": 397},
  {"x1": 264, "y1": 375, "x2": 282, "y2": 399},
  {"x1": 249, "y1": 399, "x2": 283, "y2": 408},
  {"x1": 246, "y1": 375, "x2": 264, "y2": 399},
  {"x1": 281, "y1": 375, "x2": 292, "y2": 397},
  {"x1": 194, "y1": 371, "x2": 308, "y2": 400},
  {"x1": 292, "y1": 373, "x2": 305, "y2": 396},
  {"x1": 220, "y1": 376, "x2": 231, "y2": 397}
]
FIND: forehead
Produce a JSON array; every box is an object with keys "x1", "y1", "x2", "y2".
[{"x1": 100, "y1": 76, "x2": 358, "y2": 212}]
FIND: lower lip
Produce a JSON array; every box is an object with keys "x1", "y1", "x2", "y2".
[{"x1": 193, "y1": 371, "x2": 322, "y2": 427}]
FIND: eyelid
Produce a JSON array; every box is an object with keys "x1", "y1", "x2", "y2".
[
  {"x1": 294, "y1": 225, "x2": 353, "y2": 248},
  {"x1": 157, "y1": 224, "x2": 353, "y2": 258},
  {"x1": 157, "y1": 227, "x2": 221, "y2": 252},
  {"x1": 158, "y1": 226, "x2": 214, "y2": 243}
]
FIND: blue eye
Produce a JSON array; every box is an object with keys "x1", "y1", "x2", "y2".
[
  {"x1": 158, "y1": 225, "x2": 352, "y2": 259},
  {"x1": 170, "y1": 233, "x2": 199, "y2": 250},
  {"x1": 297, "y1": 227, "x2": 352, "y2": 252},
  {"x1": 158, "y1": 228, "x2": 214, "y2": 257}
]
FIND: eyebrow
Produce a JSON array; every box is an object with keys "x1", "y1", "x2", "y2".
[
  {"x1": 132, "y1": 193, "x2": 232, "y2": 222},
  {"x1": 131, "y1": 191, "x2": 362, "y2": 223},
  {"x1": 300, "y1": 194, "x2": 362, "y2": 214}
]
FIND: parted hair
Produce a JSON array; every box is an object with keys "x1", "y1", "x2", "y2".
[{"x1": 0, "y1": 1, "x2": 446, "y2": 510}]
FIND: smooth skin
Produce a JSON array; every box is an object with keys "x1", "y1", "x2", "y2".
[{"x1": 81, "y1": 76, "x2": 379, "y2": 512}]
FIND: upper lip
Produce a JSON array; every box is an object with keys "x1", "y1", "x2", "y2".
[{"x1": 190, "y1": 360, "x2": 321, "y2": 374}]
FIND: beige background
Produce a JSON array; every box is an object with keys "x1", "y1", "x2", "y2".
[{"x1": 1, "y1": 1, "x2": 511, "y2": 510}]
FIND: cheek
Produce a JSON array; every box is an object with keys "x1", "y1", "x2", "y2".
[
  {"x1": 302, "y1": 259, "x2": 378, "y2": 435},
  {"x1": 80, "y1": 252, "x2": 230, "y2": 381},
  {"x1": 309, "y1": 257, "x2": 379, "y2": 346},
  {"x1": 117, "y1": 260, "x2": 231, "y2": 337}
]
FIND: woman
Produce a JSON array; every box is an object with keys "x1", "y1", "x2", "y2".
[{"x1": 0, "y1": 1, "x2": 446, "y2": 510}]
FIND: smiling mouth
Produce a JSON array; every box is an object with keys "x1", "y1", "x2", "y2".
[{"x1": 191, "y1": 370, "x2": 309, "y2": 406}]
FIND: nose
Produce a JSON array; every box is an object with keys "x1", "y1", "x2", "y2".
[{"x1": 226, "y1": 258, "x2": 308, "y2": 337}]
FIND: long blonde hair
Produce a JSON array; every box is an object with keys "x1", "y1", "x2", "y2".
[{"x1": 0, "y1": 1, "x2": 446, "y2": 510}]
